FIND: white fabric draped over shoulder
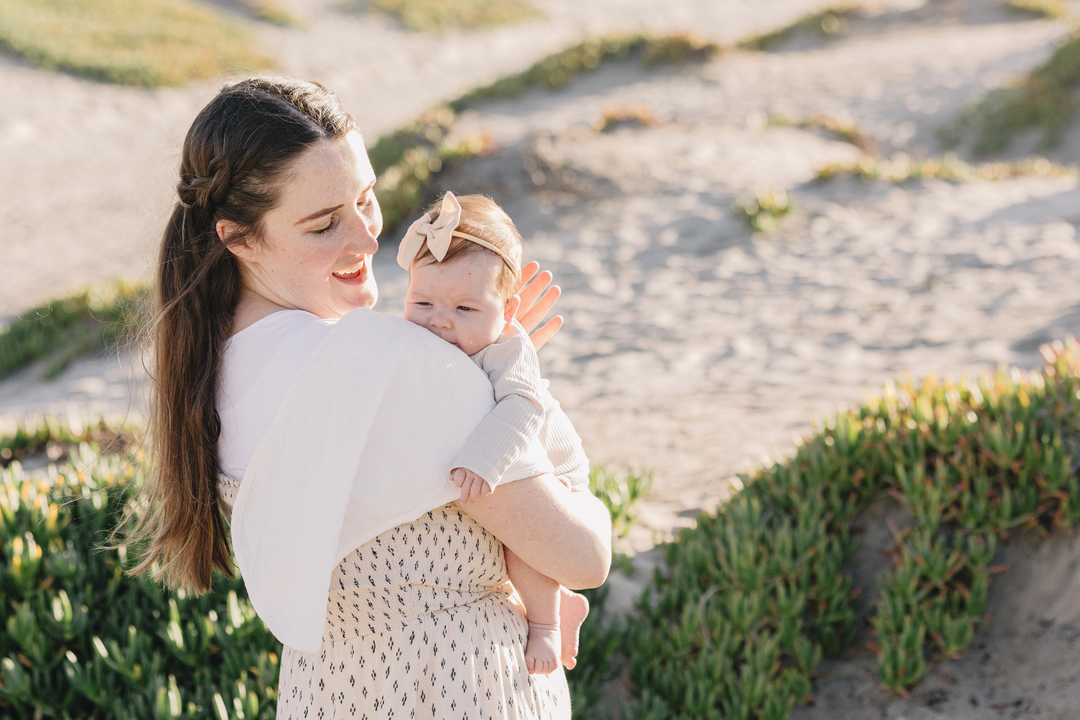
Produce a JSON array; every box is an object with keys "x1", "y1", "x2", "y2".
[{"x1": 229, "y1": 308, "x2": 554, "y2": 653}]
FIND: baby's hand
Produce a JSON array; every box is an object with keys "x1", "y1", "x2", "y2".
[{"x1": 451, "y1": 468, "x2": 493, "y2": 504}]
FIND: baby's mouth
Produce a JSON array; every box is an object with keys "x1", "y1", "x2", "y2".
[{"x1": 332, "y1": 257, "x2": 366, "y2": 280}]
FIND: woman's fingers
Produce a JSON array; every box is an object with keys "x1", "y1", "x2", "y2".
[
  {"x1": 519, "y1": 285, "x2": 560, "y2": 335},
  {"x1": 517, "y1": 261, "x2": 540, "y2": 292},
  {"x1": 515, "y1": 263, "x2": 564, "y2": 349},
  {"x1": 516, "y1": 272, "x2": 555, "y2": 332},
  {"x1": 528, "y1": 316, "x2": 564, "y2": 351}
]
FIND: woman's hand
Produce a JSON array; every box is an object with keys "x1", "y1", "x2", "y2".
[
  {"x1": 515, "y1": 262, "x2": 563, "y2": 351},
  {"x1": 459, "y1": 474, "x2": 612, "y2": 590}
]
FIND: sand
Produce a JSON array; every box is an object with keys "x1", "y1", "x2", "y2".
[{"x1": 4, "y1": 0, "x2": 1080, "y2": 715}]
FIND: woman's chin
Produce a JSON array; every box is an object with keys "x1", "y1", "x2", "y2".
[{"x1": 332, "y1": 276, "x2": 378, "y2": 313}]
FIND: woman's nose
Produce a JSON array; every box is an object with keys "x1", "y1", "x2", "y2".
[{"x1": 343, "y1": 210, "x2": 379, "y2": 254}]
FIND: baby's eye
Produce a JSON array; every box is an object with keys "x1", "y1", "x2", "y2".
[
  {"x1": 457, "y1": 306, "x2": 473, "y2": 312},
  {"x1": 314, "y1": 217, "x2": 338, "y2": 235},
  {"x1": 412, "y1": 301, "x2": 432, "y2": 307}
]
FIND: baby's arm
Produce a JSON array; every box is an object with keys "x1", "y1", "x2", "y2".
[
  {"x1": 452, "y1": 326, "x2": 547, "y2": 502},
  {"x1": 539, "y1": 386, "x2": 591, "y2": 493}
]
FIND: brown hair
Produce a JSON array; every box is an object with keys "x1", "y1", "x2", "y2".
[
  {"x1": 413, "y1": 194, "x2": 522, "y2": 302},
  {"x1": 113, "y1": 77, "x2": 356, "y2": 595}
]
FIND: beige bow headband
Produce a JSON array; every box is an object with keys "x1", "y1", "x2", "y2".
[{"x1": 396, "y1": 192, "x2": 518, "y2": 273}]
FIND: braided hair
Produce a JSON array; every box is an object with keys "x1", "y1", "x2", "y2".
[{"x1": 114, "y1": 77, "x2": 356, "y2": 594}]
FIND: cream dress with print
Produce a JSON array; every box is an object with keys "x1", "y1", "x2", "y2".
[{"x1": 219, "y1": 475, "x2": 571, "y2": 720}]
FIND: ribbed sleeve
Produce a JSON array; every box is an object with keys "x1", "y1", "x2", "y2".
[
  {"x1": 453, "y1": 328, "x2": 590, "y2": 493},
  {"x1": 538, "y1": 390, "x2": 590, "y2": 492},
  {"x1": 452, "y1": 332, "x2": 546, "y2": 486}
]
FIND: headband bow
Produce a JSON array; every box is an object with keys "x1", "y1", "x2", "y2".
[{"x1": 396, "y1": 191, "x2": 517, "y2": 273}]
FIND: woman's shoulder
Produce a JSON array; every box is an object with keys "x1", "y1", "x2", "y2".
[
  {"x1": 323, "y1": 309, "x2": 488, "y2": 386},
  {"x1": 230, "y1": 309, "x2": 335, "y2": 344},
  {"x1": 333, "y1": 309, "x2": 467, "y2": 358}
]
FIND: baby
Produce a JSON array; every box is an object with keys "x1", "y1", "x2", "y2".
[{"x1": 398, "y1": 191, "x2": 592, "y2": 675}]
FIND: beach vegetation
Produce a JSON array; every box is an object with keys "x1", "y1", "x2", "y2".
[
  {"x1": 769, "y1": 113, "x2": 876, "y2": 153},
  {"x1": 0, "y1": 416, "x2": 282, "y2": 718},
  {"x1": 613, "y1": 340, "x2": 1080, "y2": 716},
  {"x1": 0, "y1": 414, "x2": 650, "y2": 718},
  {"x1": 738, "y1": 3, "x2": 867, "y2": 51},
  {"x1": 367, "y1": 106, "x2": 495, "y2": 233},
  {"x1": 233, "y1": 0, "x2": 302, "y2": 27},
  {"x1": 939, "y1": 32, "x2": 1080, "y2": 154},
  {"x1": 449, "y1": 33, "x2": 722, "y2": 109},
  {"x1": 813, "y1": 152, "x2": 1077, "y2": 183},
  {"x1": 0, "y1": 282, "x2": 148, "y2": 382},
  {"x1": 735, "y1": 188, "x2": 793, "y2": 233},
  {"x1": 364, "y1": 0, "x2": 540, "y2": 31},
  {"x1": 593, "y1": 106, "x2": 658, "y2": 133},
  {"x1": 1005, "y1": 0, "x2": 1069, "y2": 18},
  {"x1": 0, "y1": 0, "x2": 271, "y2": 86}
]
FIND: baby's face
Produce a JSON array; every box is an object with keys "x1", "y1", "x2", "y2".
[{"x1": 404, "y1": 252, "x2": 510, "y2": 355}]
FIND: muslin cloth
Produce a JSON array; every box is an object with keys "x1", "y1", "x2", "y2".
[{"x1": 229, "y1": 308, "x2": 553, "y2": 653}]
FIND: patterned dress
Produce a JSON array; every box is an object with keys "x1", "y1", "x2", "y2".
[{"x1": 218, "y1": 475, "x2": 572, "y2": 720}]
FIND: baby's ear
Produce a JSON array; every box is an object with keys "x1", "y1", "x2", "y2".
[{"x1": 504, "y1": 295, "x2": 521, "y2": 325}]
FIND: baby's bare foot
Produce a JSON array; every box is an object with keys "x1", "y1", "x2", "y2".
[
  {"x1": 558, "y1": 588, "x2": 590, "y2": 670},
  {"x1": 525, "y1": 622, "x2": 560, "y2": 675}
]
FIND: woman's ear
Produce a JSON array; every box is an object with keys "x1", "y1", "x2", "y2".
[
  {"x1": 217, "y1": 219, "x2": 256, "y2": 261},
  {"x1": 503, "y1": 295, "x2": 521, "y2": 326}
]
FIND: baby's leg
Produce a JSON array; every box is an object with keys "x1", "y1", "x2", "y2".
[{"x1": 504, "y1": 545, "x2": 560, "y2": 675}]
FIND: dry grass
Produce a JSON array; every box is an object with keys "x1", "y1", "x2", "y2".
[
  {"x1": 236, "y1": 0, "x2": 302, "y2": 26},
  {"x1": 769, "y1": 113, "x2": 876, "y2": 153},
  {"x1": 450, "y1": 33, "x2": 721, "y2": 109},
  {"x1": 593, "y1": 106, "x2": 657, "y2": 133},
  {"x1": 366, "y1": 0, "x2": 540, "y2": 31},
  {"x1": 814, "y1": 152, "x2": 1077, "y2": 183},
  {"x1": 1005, "y1": 0, "x2": 1069, "y2": 18},
  {"x1": 0, "y1": 0, "x2": 271, "y2": 86},
  {"x1": 738, "y1": 3, "x2": 867, "y2": 51}
]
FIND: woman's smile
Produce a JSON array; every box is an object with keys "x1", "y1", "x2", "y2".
[{"x1": 332, "y1": 256, "x2": 368, "y2": 282}]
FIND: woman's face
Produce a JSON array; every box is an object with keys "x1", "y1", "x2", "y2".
[{"x1": 224, "y1": 131, "x2": 382, "y2": 319}]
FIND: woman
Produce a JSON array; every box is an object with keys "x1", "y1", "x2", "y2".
[{"x1": 121, "y1": 76, "x2": 612, "y2": 718}]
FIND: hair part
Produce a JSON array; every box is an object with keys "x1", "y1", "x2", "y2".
[
  {"x1": 110, "y1": 76, "x2": 357, "y2": 595},
  {"x1": 412, "y1": 194, "x2": 523, "y2": 303}
]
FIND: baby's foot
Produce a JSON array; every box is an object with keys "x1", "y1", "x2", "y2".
[
  {"x1": 525, "y1": 622, "x2": 560, "y2": 675},
  {"x1": 558, "y1": 588, "x2": 590, "y2": 670}
]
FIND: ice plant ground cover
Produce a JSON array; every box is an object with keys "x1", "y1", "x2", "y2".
[
  {"x1": 941, "y1": 30, "x2": 1080, "y2": 154},
  {"x1": 616, "y1": 341, "x2": 1080, "y2": 719},
  {"x1": 0, "y1": 418, "x2": 283, "y2": 719},
  {"x1": 0, "y1": 414, "x2": 647, "y2": 718}
]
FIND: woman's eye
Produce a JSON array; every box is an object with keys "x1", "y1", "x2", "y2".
[
  {"x1": 357, "y1": 195, "x2": 371, "y2": 208},
  {"x1": 314, "y1": 217, "x2": 338, "y2": 235}
]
